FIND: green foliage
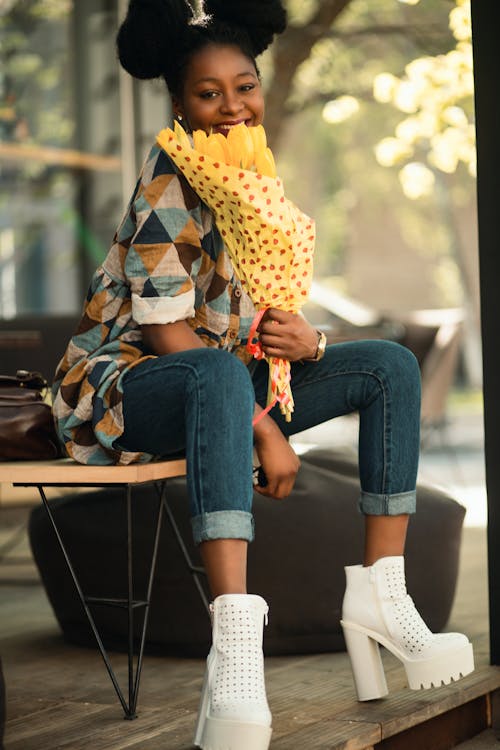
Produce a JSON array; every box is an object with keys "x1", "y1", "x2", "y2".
[
  {"x1": 30, "y1": 0, "x2": 72, "y2": 20},
  {"x1": 286, "y1": 0, "x2": 318, "y2": 26},
  {"x1": 373, "y1": 0, "x2": 474, "y2": 194},
  {"x1": 288, "y1": 0, "x2": 452, "y2": 110},
  {"x1": 0, "y1": 0, "x2": 74, "y2": 149}
]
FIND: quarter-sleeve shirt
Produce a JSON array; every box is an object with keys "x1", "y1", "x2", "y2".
[{"x1": 52, "y1": 144, "x2": 257, "y2": 465}]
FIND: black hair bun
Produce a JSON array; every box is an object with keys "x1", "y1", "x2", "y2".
[
  {"x1": 204, "y1": 0, "x2": 287, "y2": 55},
  {"x1": 117, "y1": 0, "x2": 194, "y2": 79}
]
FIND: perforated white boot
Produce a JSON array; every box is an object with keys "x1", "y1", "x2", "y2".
[
  {"x1": 341, "y1": 556, "x2": 474, "y2": 701},
  {"x1": 193, "y1": 594, "x2": 272, "y2": 750}
]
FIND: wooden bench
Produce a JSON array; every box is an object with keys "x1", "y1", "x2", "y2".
[{"x1": 0, "y1": 458, "x2": 208, "y2": 719}]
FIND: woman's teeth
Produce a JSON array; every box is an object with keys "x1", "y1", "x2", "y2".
[{"x1": 218, "y1": 123, "x2": 243, "y2": 130}]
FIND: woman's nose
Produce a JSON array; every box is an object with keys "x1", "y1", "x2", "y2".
[{"x1": 220, "y1": 93, "x2": 243, "y2": 115}]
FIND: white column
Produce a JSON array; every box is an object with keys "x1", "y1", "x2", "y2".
[{"x1": 117, "y1": 0, "x2": 138, "y2": 208}]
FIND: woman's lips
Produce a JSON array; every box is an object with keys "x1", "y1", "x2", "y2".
[{"x1": 213, "y1": 119, "x2": 249, "y2": 135}]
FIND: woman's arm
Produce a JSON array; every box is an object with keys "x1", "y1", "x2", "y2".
[
  {"x1": 142, "y1": 320, "x2": 206, "y2": 355},
  {"x1": 253, "y1": 403, "x2": 301, "y2": 500}
]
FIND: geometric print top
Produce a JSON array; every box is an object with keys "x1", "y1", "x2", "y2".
[{"x1": 51, "y1": 143, "x2": 257, "y2": 466}]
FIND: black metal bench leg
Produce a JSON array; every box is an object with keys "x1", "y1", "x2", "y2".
[
  {"x1": 37, "y1": 483, "x2": 165, "y2": 719},
  {"x1": 126, "y1": 484, "x2": 135, "y2": 717},
  {"x1": 128, "y1": 483, "x2": 165, "y2": 718},
  {"x1": 156, "y1": 482, "x2": 210, "y2": 616}
]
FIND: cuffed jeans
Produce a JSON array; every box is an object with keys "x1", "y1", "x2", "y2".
[{"x1": 118, "y1": 340, "x2": 421, "y2": 545}]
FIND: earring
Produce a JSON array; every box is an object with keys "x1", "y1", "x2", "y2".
[{"x1": 175, "y1": 113, "x2": 190, "y2": 133}]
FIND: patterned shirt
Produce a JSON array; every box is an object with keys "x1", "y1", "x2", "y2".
[{"x1": 52, "y1": 143, "x2": 257, "y2": 465}]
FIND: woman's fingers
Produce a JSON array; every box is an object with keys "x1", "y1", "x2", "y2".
[
  {"x1": 258, "y1": 309, "x2": 319, "y2": 361},
  {"x1": 253, "y1": 411, "x2": 301, "y2": 499},
  {"x1": 265, "y1": 308, "x2": 293, "y2": 323},
  {"x1": 259, "y1": 330, "x2": 282, "y2": 351},
  {"x1": 258, "y1": 308, "x2": 295, "y2": 332},
  {"x1": 261, "y1": 346, "x2": 287, "y2": 359},
  {"x1": 255, "y1": 478, "x2": 292, "y2": 499}
]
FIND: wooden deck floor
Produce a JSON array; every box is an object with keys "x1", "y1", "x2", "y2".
[{"x1": 1, "y1": 506, "x2": 498, "y2": 750}]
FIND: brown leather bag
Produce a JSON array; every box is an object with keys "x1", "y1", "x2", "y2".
[{"x1": 0, "y1": 370, "x2": 62, "y2": 460}]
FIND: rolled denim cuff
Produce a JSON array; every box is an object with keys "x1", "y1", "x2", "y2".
[
  {"x1": 359, "y1": 489, "x2": 416, "y2": 516},
  {"x1": 191, "y1": 510, "x2": 255, "y2": 545}
]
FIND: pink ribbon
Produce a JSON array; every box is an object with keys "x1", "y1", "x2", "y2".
[{"x1": 247, "y1": 309, "x2": 292, "y2": 426}]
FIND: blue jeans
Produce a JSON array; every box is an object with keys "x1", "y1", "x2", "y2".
[{"x1": 118, "y1": 340, "x2": 420, "y2": 545}]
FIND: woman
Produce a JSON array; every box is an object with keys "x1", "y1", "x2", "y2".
[{"x1": 52, "y1": 2, "x2": 474, "y2": 749}]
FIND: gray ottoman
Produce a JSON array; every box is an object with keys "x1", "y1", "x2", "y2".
[{"x1": 29, "y1": 450, "x2": 465, "y2": 656}]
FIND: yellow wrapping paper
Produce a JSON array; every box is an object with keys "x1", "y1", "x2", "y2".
[{"x1": 156, "y1": 123, "x2": 315, "y2": 421}]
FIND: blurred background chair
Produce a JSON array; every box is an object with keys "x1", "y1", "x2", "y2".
[{"x1": 400, "y1": 309, "x2": 464, "y2": 446}]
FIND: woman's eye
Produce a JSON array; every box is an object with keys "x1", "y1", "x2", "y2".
[
  {"x1": 199, "y1": 91, "x2": 218, "y2": 100},
  {"x1": 240, "y1": 84, "x2": 255, "y2": 93}
]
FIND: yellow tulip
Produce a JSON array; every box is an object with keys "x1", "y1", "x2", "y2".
[
  {"x1": 249, "y1": 125, "x2": 267, "y2": 155},
  {"x1": 227, "y1": 123, "x2": 255, "y2": 169},
  {"x1": 254, "y1": 147, "x2": 277, "y2": 178},
  {"x1": 204, "y1": 135, "x2": 228, "y2": 163},
  {"x1": 213, "y1": 132, "x2": 232, "y2": 163},
  {"x1": 173, "y1": 120, "x2": 193, "y2": 152},
  {"x1": 193, "y1": 129, "x2": 209, "y2": 153},
  {"x1": 223, "y1": 130, "x2": 240, "y2": 167}
]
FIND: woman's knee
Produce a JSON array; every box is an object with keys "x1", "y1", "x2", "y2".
[
  {"x1": 187, "y1": 349, "x2": 254, "y2": 411},
  {"x1": 376, "y1": 340, "x2": 421, "y2": 397}
]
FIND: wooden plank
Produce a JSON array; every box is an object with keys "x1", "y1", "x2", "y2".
[
  {"x1": 491, "y1": 688, "x2": 500, "y2": 730},
  {"x1": 2, "y1": 630, "x2": 204, "y2": 715},
  {"x1": 5, "y1": 696, "x2": 62, "y2": 723},
  {"x1": 373, "y1": 695, "x2": 489, "y2": 750},
  {"x1": 334, "y1": 663, "x2": 500, "y2": 739},
  {"x1": 271, "y1": 719, "x2": 380, "y2": 750},
  {"x1": 4, "y1": 701, "x2": 110, "y2": 749},
  {"x1": 4, "y1": 702, "x2": 192, "y2": 750},
  {"x1": 0, "y1": 458, "x2": 186, "y2": 485}
]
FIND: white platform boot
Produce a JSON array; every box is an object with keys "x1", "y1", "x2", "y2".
[
  {"x1": 193, "y1": 594, "x2": 272, "y2": 750},
  {"x1": 341, "y1": 556, "x2": 474, "y2": 701}
]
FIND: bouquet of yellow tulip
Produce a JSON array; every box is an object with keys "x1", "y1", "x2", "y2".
[
  {"x1": 192, "y1": 121, "x2": 277, "y2": 177},
  {"x1": 156, "y1": 121, "x2": 315, "y2": 422}
]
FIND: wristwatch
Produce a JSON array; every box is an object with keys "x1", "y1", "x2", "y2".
[{"x1": 306, "y1": 330, "x2": 327, "y2": 362}]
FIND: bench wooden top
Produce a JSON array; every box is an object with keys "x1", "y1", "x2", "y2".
[{"x1": 0, "y1": 457, "x2": 186, "y2": 485}]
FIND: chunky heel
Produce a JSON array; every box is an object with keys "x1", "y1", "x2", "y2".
[
  {"x1": 193, "y1": 661, "x2": 210, "y2": 747},
  {"x1": 341, "y1": 622, "x2": 388, "y2": 701}
]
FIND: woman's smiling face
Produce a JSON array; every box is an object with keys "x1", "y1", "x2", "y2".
[{"x1": 173, "y1": 44, "x2": 265, "y2": 135}]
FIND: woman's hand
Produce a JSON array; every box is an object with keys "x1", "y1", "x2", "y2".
[
  {"x1": 253, "y1": 408, "x2": 300, "y2": 499},
  {"x1": 258, "y1": 308, "x2": 318, "y2": 361}
]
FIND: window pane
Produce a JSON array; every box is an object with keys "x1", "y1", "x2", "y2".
[{"x1": 0, "y1": 0, "x2": 122, "y2": 318}]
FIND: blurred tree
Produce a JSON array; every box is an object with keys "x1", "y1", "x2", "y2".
[
  {"x1": 264, "y1": 0, "x2": 453, "y2": 148},
  {"x1": 0, "y1": 0, "x2": 74, "y2": 152},
  {"x1": 266, "y1": 0, "x2": 459, "y2": 287},
  {"x1": 372, "y1": 0, "x2": 473, "y2": 194},
  {"x1": 368, "y1": 0, "x2": 480, "y2": 384}
]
